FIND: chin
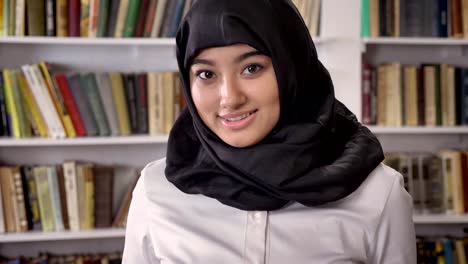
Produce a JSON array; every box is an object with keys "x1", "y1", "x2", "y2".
[{"x1": 222, "y1": 136, "x2": 260, "y2": 148}]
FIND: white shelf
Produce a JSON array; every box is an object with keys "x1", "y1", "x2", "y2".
[
  {"x1": 414, "y1": 214, "x2": 468, "y2": 224},
  {"x1": 0, "y1": 135, "x2": 169, "y2": 146},
  {"x1": 368, "y1": 126, "x2": 468, "y2": 134},
  {"x1": 0, "y1": 36, "x2": 176, "y2": 46},
  {"x1": 363, "y1": 37, "x2": 468, "y2": 45},
  {"x1": 0, "y1": 228, "x2": 125, "y2": 243},
  {"x1": 0, "y1": 36, "x2": 327, "y2": 46}
]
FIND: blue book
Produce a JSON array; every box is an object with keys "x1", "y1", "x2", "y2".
[
  {"x1": 67, "y1": 74, "x2": 98, "y2": 136},
  {"x1": 168, "y1": 0, "x2": 186, "y2": 37}
]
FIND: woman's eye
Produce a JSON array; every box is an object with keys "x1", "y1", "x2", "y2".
[
  {"x1": 198, "y1": 71, "x2": 215, "y2": 80},
  {"x1": 243, "y1": 64, "x2": 263, "y2": 75}
]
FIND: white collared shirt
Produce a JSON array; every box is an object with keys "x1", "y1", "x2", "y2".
[{"x1": 123, "y1": 158, "x2": 416, "y2": 264}]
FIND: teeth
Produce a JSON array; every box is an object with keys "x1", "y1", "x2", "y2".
[{"x1": 226, "y1": 112, "x2": 253, "y2": 122}]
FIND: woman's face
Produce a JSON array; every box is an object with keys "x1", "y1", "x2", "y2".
[{"x1": 190, "y1": 44, "x2": 280, "y2": 148}]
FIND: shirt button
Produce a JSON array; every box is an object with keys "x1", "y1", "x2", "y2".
[{"x1": 254, "y1": 212, "x2": 262, "y2": 219}]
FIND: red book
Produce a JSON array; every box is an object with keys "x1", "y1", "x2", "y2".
[
  {"x1": 143, "y1": 0, "x2": 158, "y2": 37},
  {"x1": 55, "y1": 74, "x2": 87, "y2": 136},
  {"x1": 68, "y1": 0, "x2": 81, "y2": 36},
  {"x1": 135, "y1": 0, "x2": 150, "y2": 37}
]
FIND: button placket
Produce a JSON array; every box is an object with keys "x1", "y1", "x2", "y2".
[{"x1": 244, "y1": 211, "x2": 268, "y2": 264}]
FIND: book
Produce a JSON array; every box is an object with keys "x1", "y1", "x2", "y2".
[
  {"x1": 81, "y1": 73, "x2": 111, "y2": 136},
  {"x1": 95, "y1": 73, "x2": 119, "y2": 136},
  {"x1": 105, "y1": 0, "x2": 119, "y2": 37},
  {"x1": 93, "y1": 166, "x2": 113, "y2": 228},
  {"x1": 80, "y1": 0, "x2": 90, "y2": 37},
  {"x1": 67, "y1": 73, "x2": 98, "y2": 136},
  {"x1": 22, "y1": 166, "x2": 42, "y2": 231},
  {"x1": 55, "y1": 74, "x2": 87, "y2": 137},
  {"x1": 109, "y1": 73, "x2": 130, "y2": 135},
  {"x1": 33, "y1": 166, "x2": 55, "y2": 232},
  {"x1": 113, "y1": 0, "x2": 128, "y2": 37},
  {"x1": 63, "y1": 161, "x2": 80, "y2": 231},
  {"x1": 122, "y1": 0, "x2": 141, "y2": 37},
  {"x1": 45, "y1": 0, "x2": 56, "y2": 36},
  {"x1": 56, "y1": 0, "x2": 68, "y2": 36},
  {"x1": 68, "y1": 0, "x2": 80, "y2": 36}
]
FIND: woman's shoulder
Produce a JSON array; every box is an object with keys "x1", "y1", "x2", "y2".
[{"x1": 322, "y1": 163, "x2": 412, "y2": 226}]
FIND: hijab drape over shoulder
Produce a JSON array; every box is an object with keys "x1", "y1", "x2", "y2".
[{"x1": 165, "y1": 0, "x2": 384, "y2": 211}]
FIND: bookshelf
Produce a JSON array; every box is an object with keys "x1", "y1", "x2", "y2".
[
  {"x1": 0, "y1": 0, "x2": 378, "y2": 259},
  {"x1": 360, "y1": 0, "x2": 468, "y2": 245},
  {"x1": 0, "y1": 228, "x2": 125, "y2": 243}
]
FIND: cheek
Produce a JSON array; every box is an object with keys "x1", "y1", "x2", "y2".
[{"x1": 191, "y1": 87, "x2": 218, "y2": 117}]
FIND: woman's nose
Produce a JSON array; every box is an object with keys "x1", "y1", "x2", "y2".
[{"x1": 219, "y1": 77, "x2": 247, "y2": 109}]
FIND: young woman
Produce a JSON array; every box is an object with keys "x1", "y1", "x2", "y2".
[{"x1": 123, "y1": 0, "x2": 416, "y2": 263}]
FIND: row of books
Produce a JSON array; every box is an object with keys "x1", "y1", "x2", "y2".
[
  {"x1": 384, "y1": 150, "x2": 468, "y2": 215},
  {"x1": 0, "y1": 63, "x2": 184, "y2": 138},
  {"x1": 0, "y1": 252, "x2": 122, "y2": 264},
  {"x1": 0, "y1": 0, "x2": 193, "y2": 38},
  {"x1": 0, "y1": 162, "x2": 140, "y2": 233},
  {"x1": 417, "y1": 237, "x2": 468, "y2": 264},
  {"x1": 291, "y1": 0, "x2": 321, "y2": 37},
  {"x1": 361, "y1": 62, "x2": 468, "y2": 127},
  {"x1": 362, "y1": 0, "x2": 468, "y2": 38}
]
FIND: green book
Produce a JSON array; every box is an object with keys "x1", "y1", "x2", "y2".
[
  {"x1": 3, "y1": 0, "x2": 8, "y2": 36},
  {"x1": 10, "y1": 70, "x2": 30, "y2": 137},
  {"x1": 82, "y1": 73, "x2": 111, "y2": 136},
  {"x1": 122, "y1": 0, "x2": 141, "y2": 37},
  {"x1": 97, "y1": 0, "x2": 109, "y2": 37},
  {"x1": 361, "y1": 0, "x2": 369, "y2": 37},
  {"x1": 8, "y1": 0, "x2": 14, "y2": 35}
]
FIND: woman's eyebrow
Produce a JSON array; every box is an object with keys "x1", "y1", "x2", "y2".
[
  {"x1": 192, "y1": 58, "x2": 215, "y2": 66},
  {"x1": 235, "y1": 51, "x2": 264, "y2": 63}
]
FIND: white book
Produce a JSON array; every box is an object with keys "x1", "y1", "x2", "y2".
[
  {"x1": 21, "y1": 65, "x2": 55, "y2": 138},
  {"x1": 63, "y1": 161, "x2": 80, "y2": 231},
  {"x1": 308, "y1": 0, "x2": 321, "y2": 37},
  {"x1": 88, "y1": 0, "x2": 99, "y2": 38},
  {"x1": 47, "y1": 167, "x2": 65, "y2": 231},
  {"x1": 31, "y1": 65, "x2": 66, "y2": 138},
  {"x1": 96, "y1": 73, "x2": 120, "y2": 136},
  {"x1": 114, "y1": 0, "x2": 129, "y2": 38},
  {"x1": 147, "y1": 72, "x2": 158, "y2": 135},
  {"x1": 150, "y1": 0, "x2": 168, "y2": 37},
  {"x1": 14, "y1": 0, "x2": 25, "y2": 36}
]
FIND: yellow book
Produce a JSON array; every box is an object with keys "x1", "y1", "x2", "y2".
[
  {"x1": 3, "y1": 70, "x2": 21, "y2": 138},
  {"x1": 56, "y1": 0, "x2": 68, "y2": 36},
  {"x1": 37, "y1": 62, "x2": 76, "y2": 138},
  {"x1": 109, "y1": 73, "x2": 131, "y2": 135},
  {"x1": 83, "y1": 163, "x2": 94, "y2": 230},
  {"x1": 163, "y1": 72, "x2": 175, "y2": 134},
  {"x1": 17, "y1": 72, "x2": 49, "y2": 137},
  {"x1": 0, "y1": 0, "x2": 3, "y2": 36},
  {"x1": 80, "y1": 0, "x2": 90, "y2": 37}
]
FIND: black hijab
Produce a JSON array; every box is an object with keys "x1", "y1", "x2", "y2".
[{"x1": 165, "y1": 0, "x2": 384, "y2": 211}]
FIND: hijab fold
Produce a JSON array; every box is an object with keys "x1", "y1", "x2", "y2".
[{"x1": 165, "y1": 0, "x2": 384, "y2": 211}]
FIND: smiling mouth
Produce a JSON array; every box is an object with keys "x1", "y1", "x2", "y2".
[{"x1": 221, "y1": 110, "x2": 258, "y2": 122}]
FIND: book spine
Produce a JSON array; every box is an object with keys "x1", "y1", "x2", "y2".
[
  {"x1": 122, "y1": 0, "x2": 141, "y2": 37},
  {"x1": 105, "y1": 0, "x2": 119, "y2": 37},
  {"x1": 68, "y1": 74, "x2": 98, "y2": 136},
  {"x1": 68, "y1": 0, "x2": 80, "y2": 36},
  {"x1": 96, "y1": 73, "x2": 119, "y2": 136},
  {"x1": 80, "y1": 0, "x2": 90, "y2": 37},
  {"x1": 14, "y1": 0, "x2": 24, "y2": 36},
  {"x1": 22, "y1": 166, "x2": 42, "y2": 230},
  {"x1": 123, "y1": 74, "x2": 138, "y2": 134},
  {"x1": 34, "y1": 166, "x2": 55, "y2": 232},
  {"x1": 54, "y1": 74, "x2": 87, "y2": 136},
  {"x1": 96, "y1": 0, "x2": 108, "y2": 37},
  {"x1": 136, "y1": 74, "x2": 148, "y2": 134},
  {"x1": 109, "y1": 73, "x2": 131, "y2": 135},
  {"x1": 113, "y1": 0, "x2": 128, "y2": 37},
  {"x1": 63, "y1": 162, "x2": 80, "y2": 231},
  {"x1": 45, "y1": 0, "x2": 56, "y2": 36},
  {"x1": 47, "y1": 167, "x2": 64, "y2": 231},
  {"x1": 0, "y1": 71, "x2": 9, "y2": 136},
  {"x1": 82, "y1": 73, "x2": 111, "y2": 136},
  {"x1": 134, "y1": 0, "x2": 149, "y2": 37},
  {"x1": 88, "y1": 0, "x2": 98, "y2": 37},
  {"x1": 56, "y1": 0, "x2": 68, "y2": 36},
  {"x1": 143, "y1": 0, "x2": 157, "y2": 37}
]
